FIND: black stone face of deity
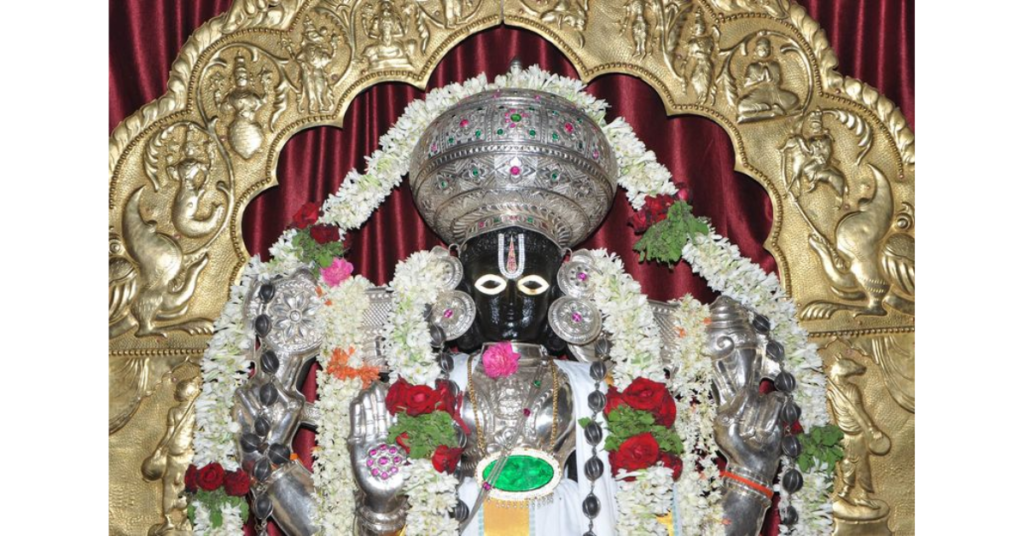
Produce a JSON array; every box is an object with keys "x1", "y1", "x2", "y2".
[{"x1": 458, "y1": 228, "x2": 564, "y2": 347}]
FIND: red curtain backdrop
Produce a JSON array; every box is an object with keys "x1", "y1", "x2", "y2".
[{"x1": 110, "y1": 2, "x2": 913, "y2": 534}]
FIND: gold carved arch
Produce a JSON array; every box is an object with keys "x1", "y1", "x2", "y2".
[{"x1": 109, "y1": 1, "x2": 915, "y2": 534}]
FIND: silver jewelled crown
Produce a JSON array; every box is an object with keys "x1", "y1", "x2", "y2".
[{"x1": 409, "y1": 89, "x2": 618, "y2": 248}]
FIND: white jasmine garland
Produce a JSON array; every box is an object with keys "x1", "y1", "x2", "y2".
[
  {"x1": 681, "y1": 229, "x2": 831, "y2": 535},
  {"x1": 586, "y1": 249, "x2": 664, "y2": 387},
  {"x1": 314, "y1": 275, "x2": 374, "y2": 534},
  {"x1": 668, "y1": 296, "x2": 724, "y2": 535},
  {"x1": 194, "y1": 257, "x2": 268, "y2": 469},
  {"x1": 319, "y1": 66, "x2": 676, "y2": 230},
  {"x1": 383, "y1": 250, "x2": 447, "y2": 385},
  {"x1": 193, "y1": 501, "x2": 244, "y2": 536},
  {"x1": 615, "y1": 464, "x2": 676, "y2": 536},
  {"x1": 403, "y1": 459, "x2": 461, "y2": 536}
]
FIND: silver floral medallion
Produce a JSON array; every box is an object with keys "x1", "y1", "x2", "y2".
[
  {"x1": 430, "y1": 290, "x2": 476, "y2": 341},
  {"x1": 548, "y1": 296, "x2": 601, "y2": 345}
]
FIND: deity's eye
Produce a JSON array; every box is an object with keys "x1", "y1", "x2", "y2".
[
  {"x1": 474, "y1": 274, "x2": 507, "y2": 295},
  {"x1": 516, "y1": 275, "x2": 550, "y2": 296}
]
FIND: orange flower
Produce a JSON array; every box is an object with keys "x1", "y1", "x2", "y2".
[
  {"x1": 327, "y1": 347, "x2": 380, "y2": 389},
  {"x1": 703, "y1": 317, "x2": 711, "y2": 325},
  {"x1": 676, "y1": 327, "x2": 687, "y2": 338}
]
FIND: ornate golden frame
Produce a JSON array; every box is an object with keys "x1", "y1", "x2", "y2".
[{"x1": 109, "y1": 1, "x2": 914, "y2": 534}]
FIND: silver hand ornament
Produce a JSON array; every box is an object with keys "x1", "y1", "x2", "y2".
[{"x1": 349, "y1": 382, "x2": 408, "y2": 535}]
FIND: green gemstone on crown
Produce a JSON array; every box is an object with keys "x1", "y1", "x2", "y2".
[
  {"x1": 511, "y1": 113, "x2": 522, "y2": 122},
  {"x1": 482, "y1": 455, "x2": 555, "y2": 492}
]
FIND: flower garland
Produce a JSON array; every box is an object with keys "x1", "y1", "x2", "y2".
[
  {"x1": 381, "y1": 250, "x2": 460, "y2": 532},
  {"x1": 613, "y1": 464, "x2": 676, "y2": 535},
  {"x1": 319, "y1": 65, "x2": 676, "y2": 231},
  {"x1": 585, "y1": 250, "x2": 664, "y2": 387},
  {"x1": 668, "y1": 296, "x2": 724, "y2": 535},
  {"x1": 313, "y1": 274, "x2": 375, "y2": 534},
  {"x1": 383, "y1": 251, "x2": 447, "y2": 385},
  {"x1": 681, "y1": 230, "x2": 831, "y2": 536}
]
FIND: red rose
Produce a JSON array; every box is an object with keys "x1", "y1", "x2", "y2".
[
  {"x1": 676, "y1": 188, "x2": 691, "y2": 203},
  {"x1": 223, "y1": 469, "x2": 251, "y2": 497},
  {"x1": 622, "y1": 378, "x2": 676, "y2": 426},
  {"x1": 646, "y1": 194, "x2": 674, "y2": 216},
  {"x1": 292, "y1": 202, "x2": 320, "y2": 229},
  {"x1": 309, "y1": 224, "x2": 340, "y2": 244},
  {"x1": 609, "y1": 433, "x2": 660, "y2": 477},
  {"x1": 184, "y1": 464, "x2": 198, "y2": 493},
  {"x1": 435, "y1": 380, "x2": 460, "y2": 417},
  {"x1": 385, "y1": 378, "x2": 411, "y2": 415},
  {"x1": 404, "y1": 384, "x2": 443, "y2": 416},
  {"x1": 431, "y1": 445, "x2": 463, "y2": 474},
  {"x1": 395, "y1": 432, "x2": 411, "y2": 454},
  {"x1": 658, "y1": 452, "x2": 684, "y2": 481},
  {"x1": 197, "y1": 463, "x2": 225, "y2": 491},
  {"x1": 603, "y1": 386, "x2": 627, "y2": 416},
  {"x1": 791, "y1": 421, "x2": 804, "y2": 435}
]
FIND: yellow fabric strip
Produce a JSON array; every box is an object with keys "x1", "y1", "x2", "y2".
[
  {"x1": 483, "y1": 499, "x2": 531, "y2": 536},
  {"x1": 657, "y1": 511, "x2": 674, "y2": 535}
]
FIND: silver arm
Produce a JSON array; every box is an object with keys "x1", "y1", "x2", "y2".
[
  {"x1": 706, "y1": 296, "x2": 790, "y2": 536},
  {"x1": 233, "y1": 269, "x2": 323, "y2": 536}
]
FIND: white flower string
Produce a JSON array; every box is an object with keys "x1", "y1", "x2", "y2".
[
  {"x1": 383, "y1": 250, "x2": 446, "y2": 385},
  {"x1": 192, "y1": 501, "x2": 245, "y2": 536},
  {"x1": 586, "y1": 249, "x2": 664, "y2": 387},
  {"x1": 313, "y1": 275, "x2": 374, "y2": 534},
  {"x1": 614, "y1": 464, "x2": 676, "y2": 535},
  {"x1": 403, "y1": 459, "x2": 461, "y2": 536},
  {"x1": 668, "y1": 296, "x2": 725, "y2": 535},
  {"x1": 681, "y1": 229, "x2": 831, "y2": 535}
]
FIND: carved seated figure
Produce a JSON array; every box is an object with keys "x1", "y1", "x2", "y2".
[{"x1": 737, "y1": 37, "x2": 801, "y2": 123}]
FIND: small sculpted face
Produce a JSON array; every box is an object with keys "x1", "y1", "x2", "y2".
[{"x1": 460, "y1": 228, "x2": 562, "y2": 343}]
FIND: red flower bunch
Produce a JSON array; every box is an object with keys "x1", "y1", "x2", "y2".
[
  {"x1": 184, "y1": 463, "x2": 251, "y2": 497},
  {"x1": 602, "y1": 377, "x2": 684, "y2": 481},
  {"x1": 385, "y1": 377, "x2": 459, "y2": 417},
  {"x1": 605, "y1": 377, "x2": 677, "y2": 426},
  {"x1": 385, "y1": 378, "x2": 466, "y2": 475},
  {"x1": 628, "y1": 189, "x2": 692, "y2": 234}
]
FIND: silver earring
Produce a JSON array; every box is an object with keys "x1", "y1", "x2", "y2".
[
  {"x1": 428, "y1": 247, "x2": 474, "y2": 340},
  {"x1": 548, "y1": 296, "x2": 601, "y2": 345}
]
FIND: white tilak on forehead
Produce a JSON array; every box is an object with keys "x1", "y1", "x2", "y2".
[{"x1": 497, "y1": 232, "x2": 526, "y2": 279}]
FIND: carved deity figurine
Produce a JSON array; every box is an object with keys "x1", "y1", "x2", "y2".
[
  {"x1": 284, "y1": 17, "x2": 339, "y2": 114},
  {"x1": 211, "y1": 54, "x2": 272, "y2": 159},
  {"x1": 737, "y1": 37, "x2": 800, "y2": 122},
  {"x1": 622, "y1": 0, "x2": 650, "y2": 59},
  {"x1": 827, "y1": 358, "x2": 891, "y2": 528},
  {"x1": 675, "y1": 9, "x2": 715, "y2": 104},
  {"x1": 361, "y1": 0, "x2": 414, "y2": 70},
  {"x1": 142, "y1": 377, "x2": 201, "y2": 536},
  {"x1": 782, "y1": 108, "x2": 848, "y2": 207}
]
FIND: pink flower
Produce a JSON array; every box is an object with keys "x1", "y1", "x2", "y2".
[
  {"x1": 321, "y1": 258, "x2": 354, "y2": 287},
  {"x1": 482, "y1": 342, "x2": 520, "y2": 379}
]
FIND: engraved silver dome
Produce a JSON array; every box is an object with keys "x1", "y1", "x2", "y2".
[{"x1": 409, "y1": 89, "x2": 618, "y2": 248}]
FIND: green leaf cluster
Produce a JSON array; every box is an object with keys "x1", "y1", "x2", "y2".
[
  {"x1": 586, "y1": 407, "x2": 684, "y2": 455},
  {"x1": 796, "y1": 424, "x2": 844, "y2": 473},
  {"x1": 386, "y1": 411, "x2": 457, "y2": 459},
  {"x1": 293, "y1": 228, "x2": 346, "y2": 268},
  {"x1": 633, "y1": 201, "x2": 710, "y2": 265},
  {"x1": 186, "y1": 489, "x2": 250, "y2": 528}
]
